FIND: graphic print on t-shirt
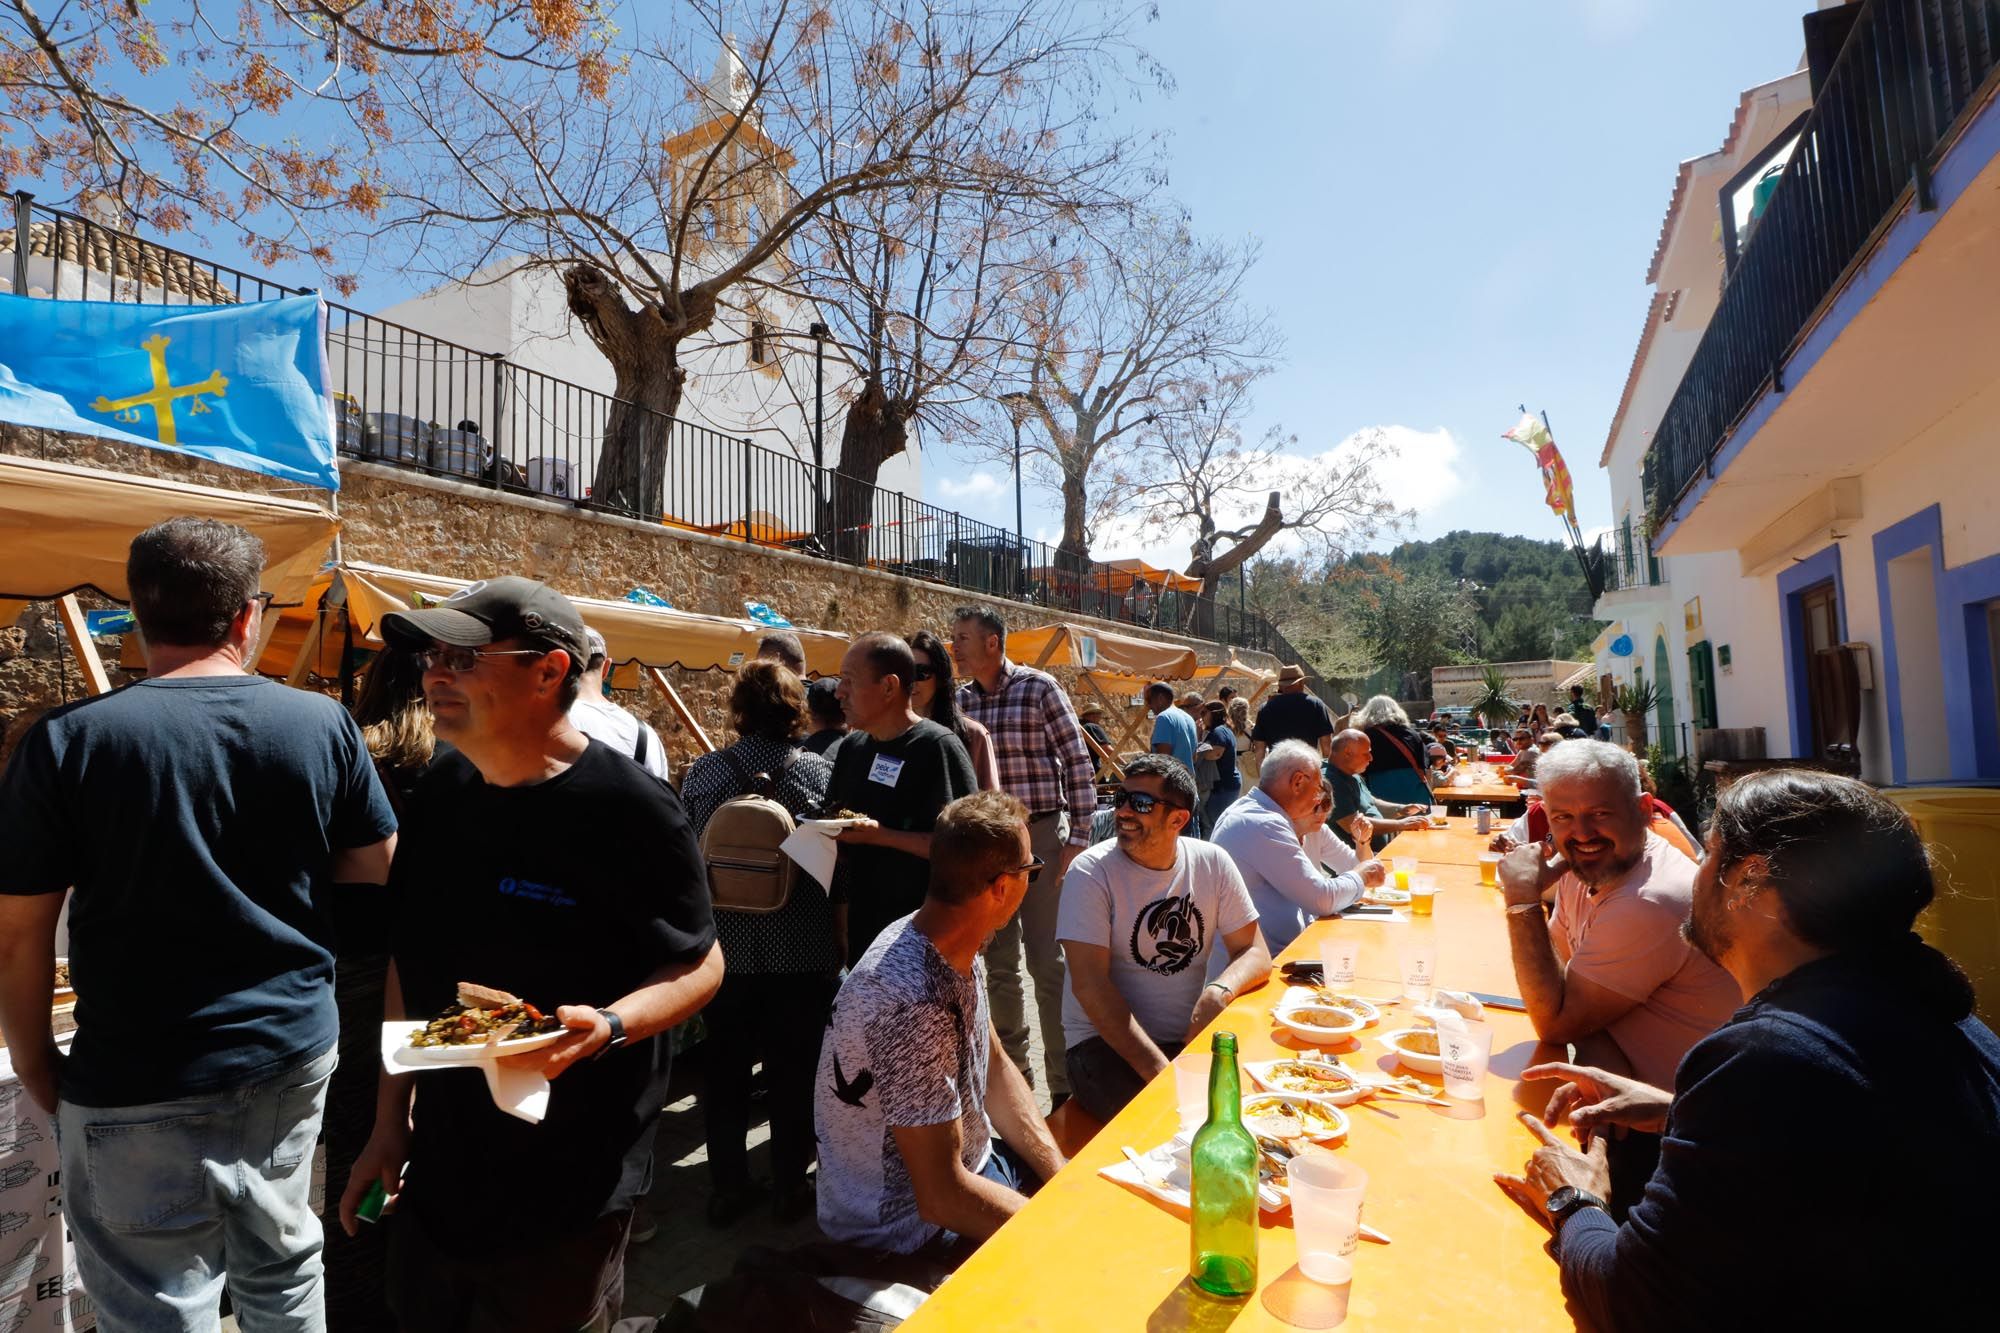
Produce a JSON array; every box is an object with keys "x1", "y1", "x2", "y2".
[
  {"x1": 1130, "y1": 894, "x2": 1206, "y2": 975},
  {"x1": 831, "y1": 1050, "x2": 873, "y2": 1108}
]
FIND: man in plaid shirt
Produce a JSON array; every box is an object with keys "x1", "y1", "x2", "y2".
[{"x1": 952, "y1": 605, "x2": 1098, "y2": 1104}]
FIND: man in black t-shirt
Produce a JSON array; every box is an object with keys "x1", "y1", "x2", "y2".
[
  {"x1": 0, "y1": 518, "x2": 397, "y2": 1332},
  {"x1": 1568, "y1": 684, "x2": 1599, "y2": 734},
  {"x1": 340, "y1": 577, "x2": 722, "y2": 1333},
  {"x1": 830, "y1": 632, "x2": 980, "y2": 966},
  {"x1": 1250, "y1": 665, "x2": 1336, "y2": 763}
]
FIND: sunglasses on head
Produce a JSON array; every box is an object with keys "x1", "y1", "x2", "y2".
[{"x1": 1113, "y1": 789, "x2": 1189, "y2": 815}]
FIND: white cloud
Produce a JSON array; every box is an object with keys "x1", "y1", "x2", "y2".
[
  {"x1": 937, "y1": 471, "x2": 1006, "y2": 501},
  {"x1": 1090, "y1": 424, "x2": 1468, "y2": 571}
]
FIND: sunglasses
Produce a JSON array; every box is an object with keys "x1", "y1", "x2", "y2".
[
  {"x1": 414, "y1": 645, "x2": 549, "y2": 673},
  {"x1": 1013, "y1": 855, "x2": 1046, "y2": 884},
  {"x1": 1112, "y1": 789, "x2": 1190, "y2": 815}
]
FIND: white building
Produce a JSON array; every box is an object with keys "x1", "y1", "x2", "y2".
[
  {"x1": 337, "y1": 40, "x2": 921, "y2": 529},
  {"x1": 1590, "y1": 0, "x2": 2000, "y2": 786}
]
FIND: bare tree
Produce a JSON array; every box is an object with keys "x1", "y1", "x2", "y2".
[
  {"x1": 0, "y1": 0, "x2": 609, "y2": 281},
  {"x1": 989, "y1": 216, "x2": 1280, "y2": 567},
  {"x1": 1131, "y1": 372, "x2": 1407, "y2": 624},
  {"x1": 358, "y1": 0, "x2": 1145, "y2": 516}
]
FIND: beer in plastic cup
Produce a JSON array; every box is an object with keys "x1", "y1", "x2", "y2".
[
  {"x1": 1436, "y1": 1019, "x2": 1496, "y2": 1101},
  {"x1": 1408, "y1": 874, "x2": 1437, "y2": 917},
  {"x1": 1289, "y1": 1152, "x2": 1368, "y2": 1284},
  {"x1": 1322, "y1": 938, "x2": 1359, "y2": 987},
  {"x1": 1398, "y1": 939, "x2": 1437, "y2": 1003},
  {"x1": 1428, "y1": 805, "x2": 1448, "y2": 827},
  {"x1": 1478, "y1": 852, "x2": 1502, "y2": 887},
  {"x1": 1391, "y1": 857, "x2": 1417, "y2": 891}
]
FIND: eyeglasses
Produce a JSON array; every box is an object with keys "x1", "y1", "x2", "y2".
[
  {"x1": 249, "y1": 592, "x2": 275, "y2": 611},
  {"x1": 1112, "y1": 789, "x2": 1190, "y2": 815},
  {"x1": 413, "y1": 645, "x2": 549, "y2": 673},
  {"x1": 1013, "y1": 855, "x2": 1046, "y2": 884}
]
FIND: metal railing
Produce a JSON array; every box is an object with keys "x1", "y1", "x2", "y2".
[
  {"x1": 1592, "y1": 533, "x2": 1664, "y2": 594},
  {"x1": 4, "y1": 192, "x2": 1301, "y2": 660},
  {"x1": 1643, "y1": 0, "x2": 2000, "y2": 534}
]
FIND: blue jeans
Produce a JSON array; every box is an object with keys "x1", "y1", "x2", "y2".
[{"x1": 58, "y1": 1045, "x2": 337, "y2": 1333}]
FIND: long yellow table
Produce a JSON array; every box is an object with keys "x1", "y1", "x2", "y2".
[
  {"x1": 903, "y1": 831, "x2": 1570, "y2": 1330},
  {"x1": 1378, "y1": 820, "x2": 1495, "y2": 867}
]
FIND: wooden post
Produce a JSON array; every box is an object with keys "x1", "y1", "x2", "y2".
[
  {"x1": 1030, "y1": 627, "x2": 1065, "y2": 670},
  {"x1": 1081, "y1": 726, "x2": 1125, "y2": 781},
  {"x1": 55, "y1": 595, "x2": 112, "y2": 696},
  {"x1": 1084, "y1": 672, "x2": 1148, "y2": 753},
  {"x1": 285, "y1": 608, "x2": 328, "y2": 687},
  {"x1": 244, "y1": 603, "x2": 285, "y2": 675},
  {"x1": 645, "y1": 665, "x2": 716, "y2": 755}
]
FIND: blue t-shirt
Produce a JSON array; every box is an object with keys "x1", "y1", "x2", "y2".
[
  {"x1": 1207, "y1": 724, "x2": 1241, "y2": 793},
  {"x1": 1150, "y1": 706, "x2": 1199, "y2": 773},
  {"x1": 0, "y1": 675, "x2": 396, "y2": 1106}
]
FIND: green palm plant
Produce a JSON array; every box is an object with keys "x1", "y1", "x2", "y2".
[
  {"x1": 1613, "y1": 680, "x2": 1660, "y2": 716},
  {"x1": 1469, "y1": 666, "x2": 1519, "y2": 728}
]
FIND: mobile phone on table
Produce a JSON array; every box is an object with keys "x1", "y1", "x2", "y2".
[{"x1": 1467, "y1": 990, "x2": 1528, "y2": 1012}]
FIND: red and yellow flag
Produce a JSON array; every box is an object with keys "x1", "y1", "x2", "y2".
[{"x1": 1502, "y1": 412, "x2": 1578, "y2": 528}]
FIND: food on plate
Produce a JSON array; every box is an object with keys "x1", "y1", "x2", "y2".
[
  {"x1": 1363, "y1": 886, "x2": 1411, "y2": 905},
  {"x1": 1255, "y1": 1137, "x2": 1297, "y2": 1187},
  {"x1": 1281, "y1": 1006, "x2": 1362, "y2": 1034},
  {"x1": 408, "y1": 982, "x2": 563, "y2": 1049},
  {"x1": 1256, "y1": 1059, "x2": 1360, "y2": 1096},
  {"x1": 1309, "y1": 991, "x2": 1379, "y2": 1022},
  {"x1": 1242, "y1": 1094, "x2": 1347, "y2": 1141},
  {"x1": 1390, "y1": 1029, "x2": 1440, "y2": 1057},
  {"x1": 53, "y1": 961, "x2": 71, "y2": 989}
]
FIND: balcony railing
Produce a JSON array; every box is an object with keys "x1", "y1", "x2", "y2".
[
  {"x1": 1643, "y1": 0, "x2": 2000, "y2": 534},
  {"x1": 1593, "y1": 533, "x2": 1665, "y2": 594},
  {"x1": 3, "y1": 192, "x2": 1309, "y2": 667}
]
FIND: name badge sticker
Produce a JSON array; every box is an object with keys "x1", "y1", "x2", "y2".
[{"x1": 868, "y1": 754, "x2": 905, "y2": 787}]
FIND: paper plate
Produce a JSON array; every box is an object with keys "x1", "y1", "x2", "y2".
[{"x1": 399, "y1": 1024, "x2": 568, "y2": 1064}]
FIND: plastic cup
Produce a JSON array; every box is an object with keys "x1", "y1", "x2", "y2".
[
  {"x1": 1436, "y1": 1021, "x2": 1496, "y2": 1101},
  {"x1": 1288, "y1": 1152, "x2": 1368, "y2": 1284},
  {"x1": 1408, "y1": 874, "x2": 1437, "y2": 917},
  {"x1": 1428, "y1": 805, "x2": 1448, "y2": 828},
  {"x1": 1391, "y1": 856, "x2": 1417, "y2": 891},
  {"x1": 1398, "y1": 939, "x2": 1437, "y2": 1003},
  {"x1": 1322, "y1": 938, "x2": 1359, "y2": 987},
  {"x1": 1477, "y1": 852, "x2": 1502, "y2": 887},
  {"x1": 1173, "y1": 1051, "x2": 1213, "y2": 1133}
]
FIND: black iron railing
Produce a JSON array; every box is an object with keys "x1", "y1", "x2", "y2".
[
  {"x1": 1643, "y1": 0, "x2": 2000, "y2": 535},
  {"x1": 1593, "y1": 532, "x2": 1664, "y2": 594},
  {"x1": 4, "y1": 192, "x2": 1304, "y2": 661}
]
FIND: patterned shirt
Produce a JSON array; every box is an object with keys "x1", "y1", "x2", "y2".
[
  {"x1": 957, "y1": 658, "x2": 1096, "y2": 845},
  {"x1": 680, "y1": 736, "x2": 837, "y2": 976},
  {"x1": 814, "y1": 917, "x2": 992, "y2": 1254}
]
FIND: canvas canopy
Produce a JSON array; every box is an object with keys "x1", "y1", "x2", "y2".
[
  {"x1": 1079, "y1": 658, "x2": 1276, "y2": 701},
  {"x1": 1007, "y1": 622, "x2": 1199, "y2": 680},
  {"x1": 0, "y1": 453, "x2": 337, "y2": 613},
  {"x1": 253, "y1": 560, "x2": 849, "y2": 680}
]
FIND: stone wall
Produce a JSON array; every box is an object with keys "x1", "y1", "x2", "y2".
[{"x1": 0, "y1": 429, "x2": 1278, "y2": 771}]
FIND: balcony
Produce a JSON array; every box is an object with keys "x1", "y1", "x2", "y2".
[
  {"x1": 1643, "y1": 0, "x2": 2000, "y2": 556},
  {"x1": 1590, "y1": 532, "x2": 1669, "y2": 617}
]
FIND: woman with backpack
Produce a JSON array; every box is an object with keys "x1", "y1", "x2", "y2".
[
  {"x1": 680, "y1": 661, "x2": 838, "y2": 1228},
  {"x1": 908, "y1": 628, "x2": 1000, "y2": 790}
]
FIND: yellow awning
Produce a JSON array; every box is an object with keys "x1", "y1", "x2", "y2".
[
  {"x1": 1079, "y1": 658, "x2": 1276, "y2": 699},
  {"x1": 1007, "y1": 622, "x2": 1199, "y2": 680},
  {"x1": 253, "y1": 561, "x2": 848, "y2": 680},
  {"x1": 0, "y1": 454, "x2": 337, "y2": 608}
]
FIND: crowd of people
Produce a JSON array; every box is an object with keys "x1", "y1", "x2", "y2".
[{"x1": 0, "y1": 516, "x2": 1993, "y2": 1331}]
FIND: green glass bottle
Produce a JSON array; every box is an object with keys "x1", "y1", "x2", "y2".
[{"x1": 1188, "y1": 1030, "x2": 1258, "y2": 1298}]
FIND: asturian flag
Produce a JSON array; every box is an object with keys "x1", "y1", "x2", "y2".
[
  {"x1": 1502, "y1": 411, "x2": 1579, "y2": 528},
  {"x1": 0, "y1": 291, "x2": 337, "y2": 489}
]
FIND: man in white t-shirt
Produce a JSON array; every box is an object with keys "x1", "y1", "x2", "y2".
[
  {"x1": 814, "y1": 792, "x2": 1065, "y2": 1259},
  {"x1": 566, "y1": 627, "x2": 670, "y2": 781},
  {"x1": 1058, "y1": 755, "x2": 1269, "y2": 1124}
]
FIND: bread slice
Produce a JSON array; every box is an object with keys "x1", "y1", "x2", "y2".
[{"x1": 456, "y1": 981, "x2": 521, "y2": 1011}]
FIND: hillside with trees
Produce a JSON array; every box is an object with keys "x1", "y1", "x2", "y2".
[{"x1": 1246, "y1": 531, "x2": 1605, "y2": 700}]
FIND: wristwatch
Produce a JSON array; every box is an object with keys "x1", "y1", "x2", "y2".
[
  {"x1": 1545, "y1": 1185, "x2": 1608, "y2": 1226},
  {"x1": 596, "y1": 1008, "x2": 628, "y2": 1053}
]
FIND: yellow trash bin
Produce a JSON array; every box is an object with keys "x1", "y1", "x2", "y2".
[{"x1": 1883, "y1": 786, "x2": 2000, "y2": 1025}]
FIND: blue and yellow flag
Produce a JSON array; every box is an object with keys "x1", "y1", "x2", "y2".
[{"x1": 0, "y1": 291, "x2": 336, "y2": 489}]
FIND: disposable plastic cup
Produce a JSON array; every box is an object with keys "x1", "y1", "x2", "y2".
[
  {"x1": 1408, "y1": 874, "x2": 1437, "y2": 917},
  {"x1": 1322, "y1": 938, "x2": 1359, "y2": 987},
  {"x1": 1478, "y1": 852, "x2": 1502, "y2": 887},
  {"x1": 1399, "y1": 939, "x2": 1437, "y2": 1003},
  {"x1": 1391, "y1": 857, "x2": 1418, "y2": 891},
  {"x1": 1437, "y1": 1021, "x2": 1496, "y2": 1100},
  {"x1": 1289, "y1": 1152, "x2": 1368, "y2": 1284},
  {"x1": 1173, "y1": 1051, "x2": 1213, "y2": 1133},
  {"x1": 1428, "y1": 806, "x2": 1448, "y2": 827}
]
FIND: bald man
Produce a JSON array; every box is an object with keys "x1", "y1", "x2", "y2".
[{"x1": 1324, "y1": 729, "x2": 1427, "y2": 850}]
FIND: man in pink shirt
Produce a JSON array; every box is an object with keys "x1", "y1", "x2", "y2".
[{"x1": 1497, "y1": 740, "x2": 1739, "y2": 1211}]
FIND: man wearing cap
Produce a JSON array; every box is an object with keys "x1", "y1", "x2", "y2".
[
  {"x1": 341, "y1": 577, "x2": 724, "y2": 1332},
  {"x1": 1250, "y1": 665, "x2": 1336, "y2": 765},
  {"x1": 569, "y1": 625, "x2": 671, "y2": 781}
]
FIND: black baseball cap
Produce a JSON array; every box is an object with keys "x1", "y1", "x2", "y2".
[{"x1": 380, "y1": 576, "x2": 589, "y2": 660}]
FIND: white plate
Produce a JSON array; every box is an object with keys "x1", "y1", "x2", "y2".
[
  {"x1": 1100, "y1": 1136, "x2": 1287, "y2": 1215},
  {"x1": 1277, "y1": 986, "x2": 1381, "y2": 1027},
  {"x1": 1241, "y1": 1093, "x2": 1351, "y2": 1143},
  {"x1": 1245, "y1": 1056, "x2": 1368, "y2": 1104},
  {"x1": 1274, "y1": 1002, "x2": 1366, "y2": 1044},
  {"x1": 1362, "y1": 886, "x2": 1411, "y2": 906},
  {"x1": 797, "y1": 816, "x2": 866, "y2": 835},
  {"x1": 399, "y1": 1024, "x2": 568, "y2": 1063},
  {"x1": 1379, "y1": 1027, "x2": 1444, "y2": 1074}
]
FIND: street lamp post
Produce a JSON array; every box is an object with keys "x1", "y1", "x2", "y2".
[
  {"x1": 997, "y1": 391, "x2": 1030, "y2": 596},
  {"x1": 808, "y1": 322, "x2": 828, "y2": 474}
]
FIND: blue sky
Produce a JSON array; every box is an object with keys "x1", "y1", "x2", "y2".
[{"x1": 935, "y1": 0, "x2": 1814, "y2": 565}]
